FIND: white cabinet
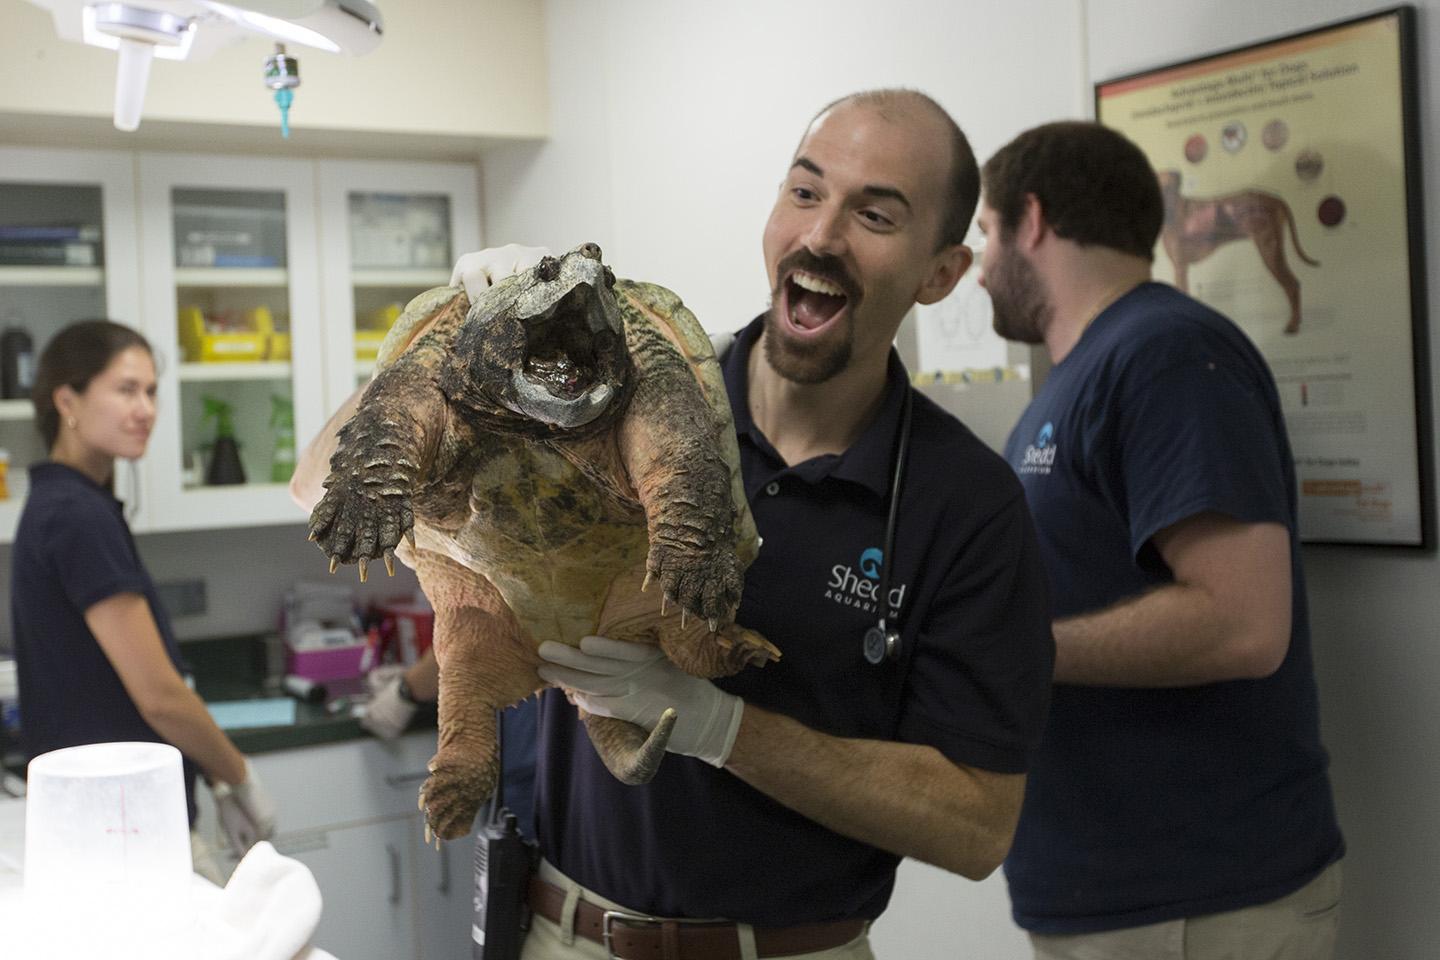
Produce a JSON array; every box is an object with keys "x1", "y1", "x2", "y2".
[
  {"x1": 278, "y1": 817, "x2": 421, "y2": 960},
  {"x1": 194, "y1": 732, "x2": 477, "y2": 960},
  {"x1": 0, "y1": 148, "x2": 482, "y2": 542},
  {"x1": 136, "y1": 153, "x2": 329, "y2": 532},
  {"x1": 317, "y1": 161, "x2": 481, "y2": 415},
  {"x1": 415, "y1": 833, "x2": 476, "y2": 960},
  {"x1": 0, "y1": 147, "x2": 143, "y2": 541}
]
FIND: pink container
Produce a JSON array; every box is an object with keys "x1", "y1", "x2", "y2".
[{"x1": 287, "y1": 643, "x2": 367, "y2": 683}]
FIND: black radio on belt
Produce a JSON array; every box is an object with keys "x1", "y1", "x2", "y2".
[{"x1": 472, "y1": 710, "x2": 539, "y2": 960}]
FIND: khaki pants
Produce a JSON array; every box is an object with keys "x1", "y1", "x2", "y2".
[
  {"x1": 520, "y1": 860, "x2": 875, "y2": 960},
  {"x1": 1030, "y1": 860, "x2": 1342, "y2": 960}
]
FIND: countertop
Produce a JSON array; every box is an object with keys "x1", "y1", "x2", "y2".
[{"x1": 184, "y1": 635, "x2": 435, "y2": 755}]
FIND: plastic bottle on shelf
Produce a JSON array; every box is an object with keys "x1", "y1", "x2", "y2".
[{"x1": 201, "y1": 395, "x2": 246, "y2": 485}]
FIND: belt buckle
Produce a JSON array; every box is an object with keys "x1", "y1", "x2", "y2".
[{"x1": 601, "y1": 907, "x2": 662, "y2": 960}]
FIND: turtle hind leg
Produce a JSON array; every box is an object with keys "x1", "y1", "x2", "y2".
[
  {"x1": 581, "y1": 709, "x2": 676, "y2": 784},
  {"x1": 420, "y1": 707, "x2": 499, "y2": 841},
  {"x1": 416, "y1": 550, "x2": 537, "y2": 841}
]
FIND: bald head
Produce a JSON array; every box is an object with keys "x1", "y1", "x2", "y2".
[{"x1": 804, "y1": 89, "x2": 979, "y2": 250}]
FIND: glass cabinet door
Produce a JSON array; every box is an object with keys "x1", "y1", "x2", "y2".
[
  {"x1": 0, "y1": 149, "x2": 141, "y2": 543},
  {"x1": 317, "y1": 161, "x2": 481, "y2": 414},
  {"x1": 138, "y1": 154, "x2": 325, "y2": 532}
]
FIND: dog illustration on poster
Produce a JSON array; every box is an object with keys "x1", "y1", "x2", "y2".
[{"x1": 1157, "y1": 170, "x2": 1320, "y2": 334}]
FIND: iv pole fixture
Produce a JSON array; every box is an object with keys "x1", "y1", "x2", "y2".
[
  {"x1": 27, "y1": 0, "x2": 384, "y2": 132},
  {"x1": 263, "y1": 42, "x2": 300, "y2": 138}
]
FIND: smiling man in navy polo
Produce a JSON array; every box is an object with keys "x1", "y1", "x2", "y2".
[{"x1": 527, "y1": 89, "x2": 1056, "y2": 960}]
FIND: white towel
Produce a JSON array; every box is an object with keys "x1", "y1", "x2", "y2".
[{"x1": 199, "y1": 841, "x2": 325, "y2": 960}]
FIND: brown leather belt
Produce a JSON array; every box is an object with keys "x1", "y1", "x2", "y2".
[{"x1": 528, "y1": 875, "x2": 867, "y2": 960}]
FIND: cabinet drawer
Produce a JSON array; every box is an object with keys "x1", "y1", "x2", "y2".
[{"x1": 253, "y1": 732, "x2": 438, "y2": 834}]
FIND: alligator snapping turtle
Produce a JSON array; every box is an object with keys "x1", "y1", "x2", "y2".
[{"x1": 308, "y1": 243, "x2": 777, "y2": 841}]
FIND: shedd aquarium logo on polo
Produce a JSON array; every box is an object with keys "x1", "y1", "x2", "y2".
[
  {"x1": 1019, "y1": 421, "x2": 1057, "y2": 475},
  {"x1": 825, "y1": 547, "x2": 907, "y2": 615}
]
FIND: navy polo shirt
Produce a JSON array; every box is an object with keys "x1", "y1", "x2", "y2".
[
  {"x1": 535, "y1": 315, "x2": 1054, "y2": 924},
  {"x1": 1003, "y1": 283, "x2": 1343, "y2": 933},
  {"x1": 11, "y1": 462, "x2": 198, "y2": 824}
]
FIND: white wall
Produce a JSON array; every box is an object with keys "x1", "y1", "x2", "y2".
[
  {"x1": 1087, "y1": 4, "x2": 1440, "y2": 957},
  {"x1": 485, "y1": 2, "x2": 1440, "y2": 959}
]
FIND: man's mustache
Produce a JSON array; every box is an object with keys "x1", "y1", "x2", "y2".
[{"x1": 775, "y1": 250, "x2": 860, "y2": 304}]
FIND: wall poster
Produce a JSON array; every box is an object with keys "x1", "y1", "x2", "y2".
[{"x1": 1096, "y1": 5, "x2": 1430, "y2": 547}]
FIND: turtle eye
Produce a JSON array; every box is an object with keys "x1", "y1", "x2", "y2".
[
  {"x1": 603, "y1": 267, "x2": 616, "y2": 288},
  {"x1": 536, "y1": 256, "x2": 561, "y2": 281}
]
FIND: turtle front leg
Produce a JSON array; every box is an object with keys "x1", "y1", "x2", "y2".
[
  {"x1": 308, "y1": 363, "x2": 445, "y2": 578},
  {"x1": 617, "y1": 326, "x2": 742, "y2": 627}
]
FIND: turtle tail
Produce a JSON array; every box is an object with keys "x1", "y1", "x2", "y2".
[{"x1": 580, "y1": 708, "x2": 677, "y2": 784}]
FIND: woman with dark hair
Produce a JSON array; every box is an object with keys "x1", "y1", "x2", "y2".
[{"x1": 11, "y1": 319, "x2": 277, "y2": 880}]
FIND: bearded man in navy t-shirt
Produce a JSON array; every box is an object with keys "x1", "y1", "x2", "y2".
[{"x1": 981, "y1": 122, "x2": 1344, "y2": 959}]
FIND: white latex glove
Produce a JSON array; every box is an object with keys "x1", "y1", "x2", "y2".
[
  {"x1": 449, "y1": 243, "x2": 552, "y2": 301},
  {"x1": 360, "y1": 667, "x2": 419, "y2": 740},
  {"x1": 537, "y1": 636, "x2": 744, "y2": 767},
  {"x1": 213, "y1": 759, "x2": 278, "y2": 858}
]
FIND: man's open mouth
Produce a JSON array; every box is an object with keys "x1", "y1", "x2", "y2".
[
  {"x1": 785, "y1": 270, "x2": 850, "y2": 331},
  {"x1": 521, "y1": 285, "x2": 615, "y2": 400}
]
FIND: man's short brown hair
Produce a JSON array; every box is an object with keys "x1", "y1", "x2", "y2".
[{"x1": 981, "y1": 121, "x2": 1163, "y2": 260}]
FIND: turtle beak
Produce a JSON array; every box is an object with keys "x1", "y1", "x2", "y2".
[{"x1": 509, "y1": 377, "x2": 615, "y2": 427}]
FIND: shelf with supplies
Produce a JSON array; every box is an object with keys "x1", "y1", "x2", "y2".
[
  {"x1": 352, "y1": 268, "x2": 450, "y2": 289},
  {"x1": 0, "y1": 266, "x2": 105, "y2": 287},
  {"x1": 175, "y1": 267, "x2": 289, "y2": 288},
  {"x1": 0, "y1": 148, "x2": 480, "y2": 541}
]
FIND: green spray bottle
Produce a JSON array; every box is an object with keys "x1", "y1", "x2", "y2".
[
  {"x1": 270, "y1": 394, "x2": 296, "y2": 483},
  {"x1": 202, "y1": 395, "x2": 246, "y2": 485}
]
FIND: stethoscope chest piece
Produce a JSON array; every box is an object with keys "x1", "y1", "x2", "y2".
[{"x1": 863, "y1": 625, "x2": 900, "y2": 665}]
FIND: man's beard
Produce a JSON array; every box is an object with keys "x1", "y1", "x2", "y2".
[
  {"x1": 988, "y1": 246, "x2": 1051, "y2": 345},
  {"x1": 763, "y1": 250, "x2": 858, "y2": 385}
]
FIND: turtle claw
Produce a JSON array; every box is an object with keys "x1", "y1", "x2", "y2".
[
  {"x1": 358, "y1": 557, "x2": 369, "y2": 582},
  {"x1": 641, "y1": 571, "x2": 652, "y2": 593},
  {"x1": 384, "y1": 549, "x2": 396, "y2": 577},
  {"x1": 328, "y1": 556, "x2": 340, "y2": 574}
]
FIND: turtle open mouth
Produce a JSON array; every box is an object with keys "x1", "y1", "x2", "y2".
[{"x1": 521, "y1": 284, "x2": 615, "y2": 400}]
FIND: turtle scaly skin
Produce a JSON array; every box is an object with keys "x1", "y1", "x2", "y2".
[{"x1": 309, "y1": 244, "x2": 776, "y2": 841}]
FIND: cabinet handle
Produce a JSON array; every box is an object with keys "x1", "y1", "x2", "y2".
[
  {"x1": 438, "y1": 842, "x2": 450, "y2": 895},
  {"x1": 385, "y1": 771, "x2": 429, "y2": 787},
  {"x1": 386, "y1": 843, "x2": 401, "y2": 905}
]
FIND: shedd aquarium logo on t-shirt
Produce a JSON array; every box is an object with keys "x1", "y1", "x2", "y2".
[
  {"x1": 1019, "y1": 421, "x2": 1057, "y2": 475},
  {"x1": 825, "y1": 547, "x2": 907, "y2": 615}
]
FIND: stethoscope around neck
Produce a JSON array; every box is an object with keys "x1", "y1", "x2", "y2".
[{"x1": 861, "y1": 386, "x2": 914, "y2": 666}]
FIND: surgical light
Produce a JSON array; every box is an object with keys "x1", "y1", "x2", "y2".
[{"x1": 26, "y1": 0, "x2": 383, "y2": 131}]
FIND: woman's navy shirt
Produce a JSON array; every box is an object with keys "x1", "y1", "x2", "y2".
[{"x1": 11, "y1": 461, "x2": 198, "y2": 823}]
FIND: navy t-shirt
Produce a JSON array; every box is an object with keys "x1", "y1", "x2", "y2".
[
  {"x1": 535, "y1": 316, "x2": 1055, "y2": 924},
  {"x1": 1002, "y1": 283, "x2": 1343, "y2": 933},
  {"x1": 11, "y1": 462, "x2": 199, "y2": 824}
]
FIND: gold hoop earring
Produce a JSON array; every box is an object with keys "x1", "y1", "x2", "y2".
[{"x1": 67, "y1": 416, "x2": 77, "y2": 429}]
